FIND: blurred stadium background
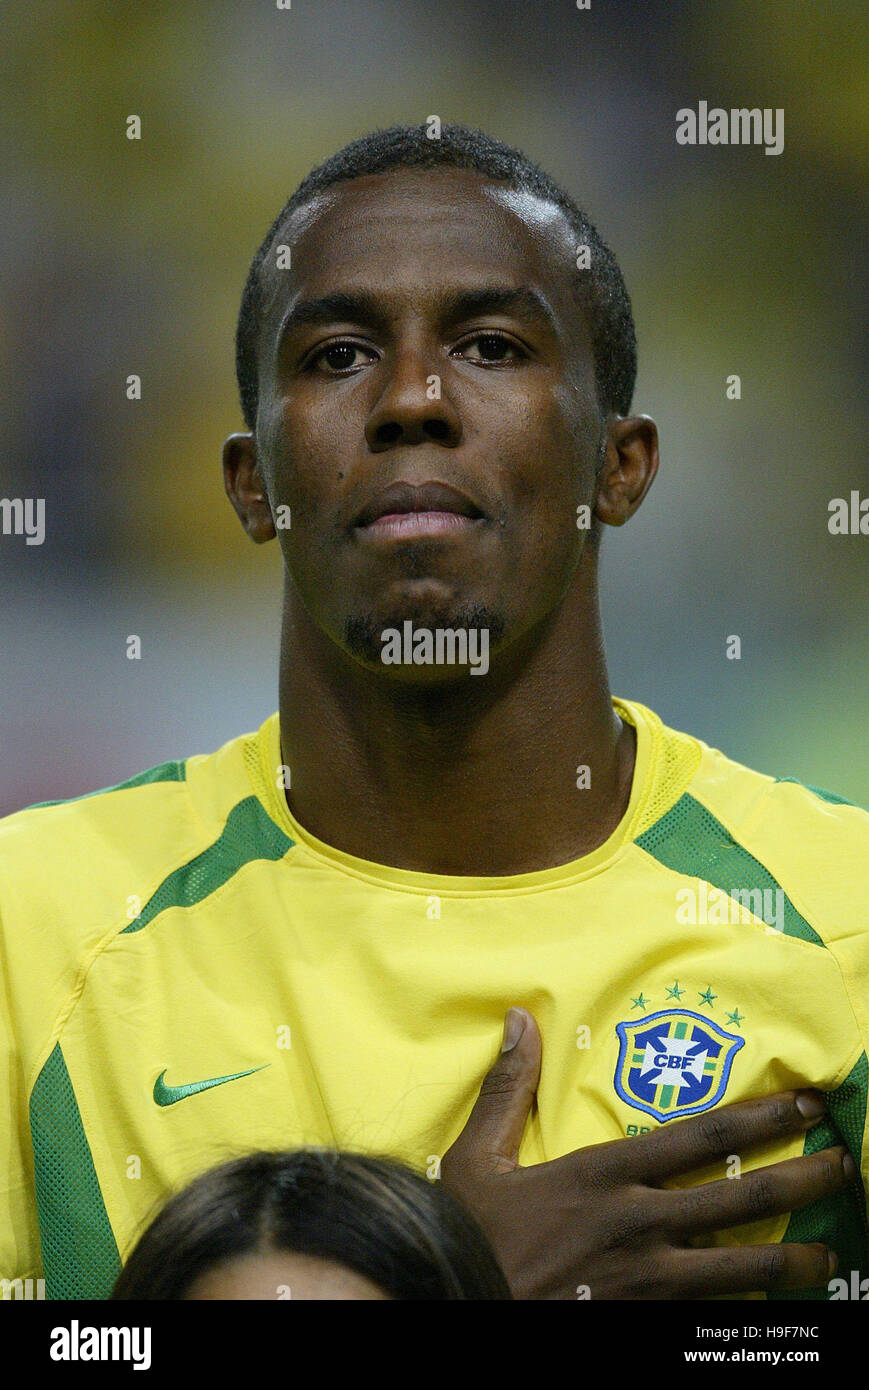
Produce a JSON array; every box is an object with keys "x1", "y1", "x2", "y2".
[{"x1": 1, "y1": 0, "x2": 866, "y2": 812}]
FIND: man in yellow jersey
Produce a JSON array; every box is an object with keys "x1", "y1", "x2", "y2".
[{"x1": 1, "y1": 125, "x2": 866, "y2": 1301}]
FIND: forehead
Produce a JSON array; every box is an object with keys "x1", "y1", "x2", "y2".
[{"x1": 259, "y1": 167, "x2": 580, "y2": 331}]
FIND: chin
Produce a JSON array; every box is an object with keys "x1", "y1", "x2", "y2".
[{"x1": 343, "y1": 601, "x2": 505, "y2": 674}]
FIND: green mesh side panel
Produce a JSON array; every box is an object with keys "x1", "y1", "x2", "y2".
[
  {"x1": 774, "y1": 777, "x2": 868, "y2": 813},
  {"x1": 637, "y1": 796, "x2": 868, "y2": 1298},
  {"x1": 769, "y1": 1053, "x2": 869, "y2": 1301},
  {"x1": 29, "y1": 1044, "x2": 121, "y2": 1299},
  {"x1": 24, "y1": 758, "x2": 186, "y2": 811},
  {"x1": 121, "y1": 795, "x2": 293, "y2": 934},
  {"x1": 636, "y1": 793, "x2": 824, "y2": 946}
]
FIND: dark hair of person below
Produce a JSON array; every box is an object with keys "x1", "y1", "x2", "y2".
[{"x1": 109, "y1": 1148, "x2": 513, "y2": 1300}]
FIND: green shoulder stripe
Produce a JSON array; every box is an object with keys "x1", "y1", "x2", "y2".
[
  {"x1": 774, "y1": 776, "x2": 868, "y2": 813},
  {"x1": 24, "y1": 759, "x2": 186, "y2": 811},
  {"x1": 30, "y1": 1043, "x2": 121, "y2": 1298},
  {"x1": 121, "y1": 795, "x2": 293, "y2": 935},
  {"x1": 636, "y1": 792, "x2": 823, "y2": 946},
  {"x1": 770, "y1": 1052, "x2": 869, "y2": 1301},
  {"x1": 29, "y1": 797, "x2": 294, "y2": 1297}
]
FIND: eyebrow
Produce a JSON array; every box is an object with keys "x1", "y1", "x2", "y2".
[
  {"x1": 279, "y1": 292, "x2": 388, "y2": 336},
  {"x1": 276, "y1": 284, "x2": 560, "y2": 347}
]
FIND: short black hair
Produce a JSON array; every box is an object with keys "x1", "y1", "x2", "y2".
[
  {"x1": 235, "y1": 123, "x2": 637, "y2": 430},
  {"x1": 110, "y1": 1148, "x2": 512, "y2": 1300}
]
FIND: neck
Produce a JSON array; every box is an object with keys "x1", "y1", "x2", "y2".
[{"x1": 277, "y1": 561, "x2": 635, "y2": 875}]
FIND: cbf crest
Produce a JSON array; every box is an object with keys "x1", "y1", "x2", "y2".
[{"x1": 614, "y1": 1009, "x2": 744, "y2": 1123}]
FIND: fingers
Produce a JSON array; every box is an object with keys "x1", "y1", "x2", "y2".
[
  {"x1": 665, "y1": 1145, "x2": 856, "y2": 1234},
  {"x1": 667, "y1": 1240, "x2": 835, "y2": 1298},
  {"x1": 443, "y1": 1008, "x2": 542, "y2": 1178},
  {"x1": 614, "y1": 1090, "x2": 827, "y2": 1184}
]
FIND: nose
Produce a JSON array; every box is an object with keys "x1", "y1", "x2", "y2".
[{"x1": 364, "y1": 349, "x2": 462, "y2": 452}]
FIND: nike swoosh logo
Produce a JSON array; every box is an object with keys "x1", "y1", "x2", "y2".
[{"x1": 153, "y1": 1065, "x2": 269, "y2": 1107}]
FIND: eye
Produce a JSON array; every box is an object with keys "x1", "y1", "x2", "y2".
[
  {"x1": 311, "y1": 341, "x2": 376, "y2": 374},
  {"x1": 453, "y1": 333, "x2": 525, "y2": 365}
]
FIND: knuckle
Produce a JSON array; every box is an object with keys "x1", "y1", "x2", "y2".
[
  {"x1": 751, "y1": 1244, "x2": 785, "y2": 1288},
  {"x1": 694, "y1": 1108, "x2": 737, "y2": 1154},
  {"x1": 816, "y1": 1153, "x2": 839, "y2": 1185},
  {"x1": 625, "y1": 1253, "x2": 673, "y2": 1299},
  {"x1": 600, "y1": 1195, "x2": 649, "y2": 1252},
  {"x1": 575, "y1": 1140, "x2": 615, "y2": 1185},
  {"x1": 768, "y1": 1093, "x2": 804, "y2": 1134},
  {"x1": 809, "y1": 1243, "x2": 832, "y2": 1283},
  {"x1": 743, "y1": 1174, "x2": 776, "y2": 1220},
  {"x1": 477, "y1": 1066, "x2": 520, "y2": 1102},
  {"x1": 639, "y1": 1195, "x2": 669, "y2": 1242}
]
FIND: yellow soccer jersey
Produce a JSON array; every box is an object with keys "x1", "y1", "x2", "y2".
[{"x1": 0, "y1": 698, "x2": 867, "y2": 1300}]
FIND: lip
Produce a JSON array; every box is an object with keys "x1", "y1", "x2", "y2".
[
  {"x1": 354, "y1": 480, "x2": 485, "y2": 530},
  {"x1": 359, "y1": 510, "x2": 485, "y2": 540}
]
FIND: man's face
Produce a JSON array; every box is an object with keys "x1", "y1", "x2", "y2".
[{"x1": 252, "y1": 166, "x2": 603, "y2": 675}]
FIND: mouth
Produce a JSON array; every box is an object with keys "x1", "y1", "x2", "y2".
[{"x1": 353, "y1": 480, "x2": 486, "y2": 541}]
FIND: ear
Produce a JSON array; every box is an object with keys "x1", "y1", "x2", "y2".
[
  {"x1": 222, "y1": 433, "x2": 276, "y2": 544},
  {"x1": 594, "y1": 415, "x2": 659, "y2": 527}
]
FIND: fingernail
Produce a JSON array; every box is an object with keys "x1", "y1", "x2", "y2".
[
  {"x1": 501, "y1": 1008, "x2": 526, "y2": 1053},
  {"x1": 842, "y1": 1151, "x2": 858, "y2": 1182},
  {"x1": 826, "y1": 1248, "x2": 838, "y2": 1279},
  {"x1": 795, "y1": 1090, "x2": 826, "y2": 1119}
]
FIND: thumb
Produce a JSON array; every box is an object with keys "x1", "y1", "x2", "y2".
[{"x1": 446, "y1": 1008, "x2": 542, "y2": 1178}]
